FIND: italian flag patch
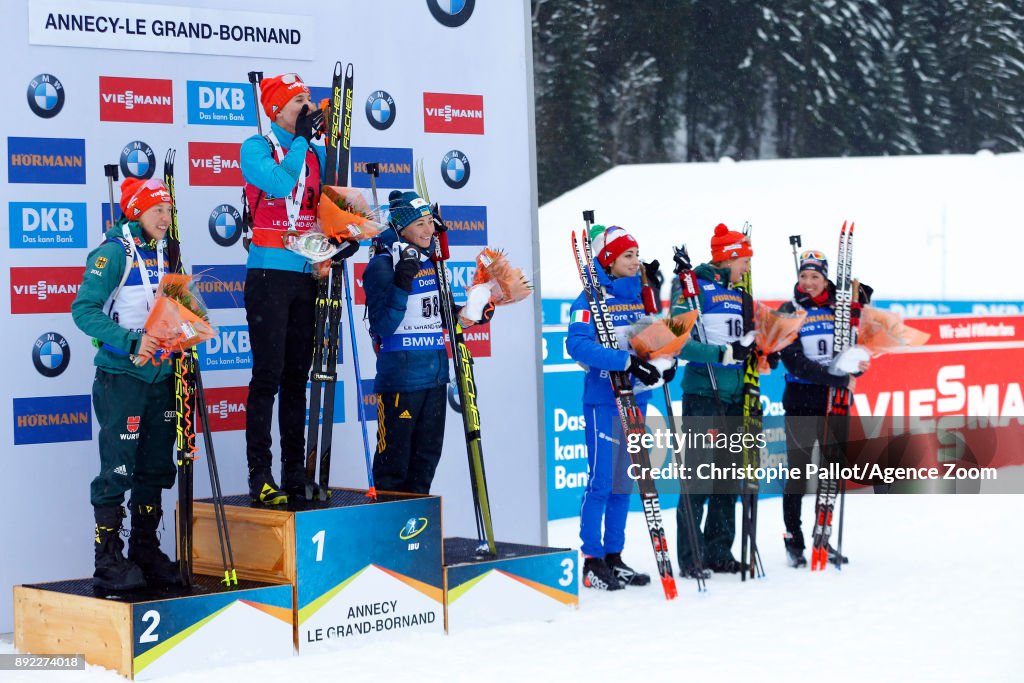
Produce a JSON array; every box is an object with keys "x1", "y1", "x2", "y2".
[{"x1": 571, "y1": 310, "x2": 591, "y2": 324}]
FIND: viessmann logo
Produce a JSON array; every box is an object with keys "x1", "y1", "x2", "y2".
[
  {"x1": 188, "y1": 142, "x2": 243, "y2": 186},
  {"x1": 423, "y1": 93, "x2": 484, "y2": 135},
  {"x1": 99, "y1": 77, "x2": 173, "y2": 123},
  {"x1": 10, "y1": 267, "x2": 85, "y2": 314},
  {"x1": 197, "y1": 386, "x2": 248, "y2": 433}
]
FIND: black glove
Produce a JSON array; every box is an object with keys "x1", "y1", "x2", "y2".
[
  {"x1": 642, "y1": 260, "x2": 664, "y2": 291},
  {"x1": 430, "y1": 204, "x2": 448, "y2": 233},
  {"x1": 661, "y1": 358, "x2": 677, "y2": 384},
  {"x1": 393, "y1": 246, "x2": 421, "y2": 292},
  {"x1": 767, "y1": 352, "x2": 781, "y2": 370},
  {"x1": 480, "y1": 301, "x2": 495, "y2": 324},
  {"x1": 722, "y1": 340, "x2": 753, "y2": 365},
  {"x1": 295, "y1": 105, "x2": 323, "y2": 143},
  {"x1": 627, "y1": 356, "x2": 660, "y2": 386}
]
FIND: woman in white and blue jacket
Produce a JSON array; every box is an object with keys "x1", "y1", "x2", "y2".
[{"x1": 566, "y1": 225, "x2": 671, "y2": 591}]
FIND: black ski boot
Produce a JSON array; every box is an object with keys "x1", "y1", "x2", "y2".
[
  {"x1": 93, "y1": 506, "x2": 146, "y2": 592},
  {"x1": 604, "y1": 553, "x2": 651, "y2": 586},
  {"x1": 281, "y1": 459, "x2": 310, "y2": 503},
  {"x1": 784, "y1": 532, "x2": 807, "y2": 568},
  {"x1": 680, "y1": 565, "x2": 712, "y2": 580},
  {"x1": 708, "y1": 558, "x2": 749, "y2": 574},
  {"x1": 128, "y1": 504, "x2": 182, "y2": 587},
  {"x1": 582, "y1": 556, "x2": 623, "y2": 591},
  {"x1": 828, "y1": 544, "x2": 849, "y2": 565},
  {"x1": 249, "y1": 469, "x2": 287, "y2": 506}
]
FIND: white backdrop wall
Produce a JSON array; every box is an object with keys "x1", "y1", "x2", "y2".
[{"x1": 0, "y1": 0, "x2": 542, "y2": 632}]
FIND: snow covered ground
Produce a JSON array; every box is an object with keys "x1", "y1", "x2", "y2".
[{"x1": 3, "y1": 494, "x2": 1020, "y2": 682}]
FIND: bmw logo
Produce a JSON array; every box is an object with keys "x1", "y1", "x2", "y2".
[
  {"x1": 33, "y1": 332, "x2": 70, "y2": 378},
  {"x1": 27, "y1": 73, "x2": 65, "y2": 118},
  {"x1": 209, "y1": 204, "x2": 243, "y2": 247},
  {"x1": 441, "y1": 149, "x2": 470, "y2": 189},
  {"x1": 427, "y1": 0, "x2": 475, "y2": 27},
  {"x1": 120, "y1": 140, "x2": 156, "y2": 180},
  {"x1": 365, "y1": 90, "x2": 396, "y2": 131}
]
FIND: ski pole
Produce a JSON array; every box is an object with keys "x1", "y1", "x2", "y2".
[
  {"x1": 247, "y1": 71, "x2": 264, "y2": 137},
  {"x1": 104, "y1": 164, "x2": 119, "y2": 229},
  {"x1": 789, "y1": 235, "x2": 802, "y2": 277}
]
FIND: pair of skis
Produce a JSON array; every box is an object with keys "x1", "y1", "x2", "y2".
[
  {"x1": 572, "y1": 218, "x2": 677, "y2": 600},
  {"x1": 735, "y1": 224, "x2": 765, "y2": 581},
  {"x1": 415, "y1": 160, "x2": 496, "y2": 556},
  {"x1": 810, "y1": 221, "x2": 855, "y2": 571}
]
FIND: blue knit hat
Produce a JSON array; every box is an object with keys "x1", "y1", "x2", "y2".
[{"x1": 388, "y1": 190, "x2": 432, "y2": 231}]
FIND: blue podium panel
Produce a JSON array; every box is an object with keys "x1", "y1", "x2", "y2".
[
  {"x1": 443, "y1": 538, "x2": 578, "y2": 634},
  {"x1": 14, "y1": 576, "x2": 293, "y2": 680}
]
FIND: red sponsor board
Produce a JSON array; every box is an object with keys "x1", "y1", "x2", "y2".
[
  {"x1": 10, "y1": 267, "x2": 85, "y2": 314},
  {"x1": 188, "y1": 141, "x2": 243, "y2": 186},
  {"x1": 99, "y1": 76, "x2": 173, "y2": 123},
  {"x1": 851, "y1": 339, "x2": 1024, "y2": 470},
  {"x1": 423, "y1": 92, "x2": 484, "y2": 135},
  {"x1": 354, "y1": 262, "x2": 368, "y2": 305},
  {"x1": 903, "y1": 315, "x2": 1024, "y2": 345},
  {"x1": 446, "y1": 323, "x2": 491, "y2": 358},
  {"x1": 197, "y1": 386, "x2": 248, "y2": 432}
]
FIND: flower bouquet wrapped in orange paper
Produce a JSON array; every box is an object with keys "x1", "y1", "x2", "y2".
[
  {"x1": 141, "y1": 274, "x2": 216, "y2": 362},
  {"x1": 317, "y1": 185, "x2": 383, "y2": 242},
  {"x1": 754, "y1": 304, "x2": 807, "y2": 372},
  {"x1": 460, "y1": 248, "x2": 533, "y2": 321},
  {"x1": 627, "y1": 311, "x2": 698, "y2": 361},
  {"x1": 857, "y1": 306, "x2": 930, "y2": 356}
]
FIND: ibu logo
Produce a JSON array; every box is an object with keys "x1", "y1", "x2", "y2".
[
  {"x1": 199, "y1": 325, "x2": 252, "y2": 371},
  {"x1": 187, "y1": 81, "x2": 255, "y2": 126},
  {"x1": 9, "y1": 202, "x2": 87, "y2": 249}
]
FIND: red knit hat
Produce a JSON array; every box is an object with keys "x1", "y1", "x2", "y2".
[
  {"x1": 592, "y1": 225, "x2": 639, "y2": 268},
  {"x1": 120, "y1": 178, "x2": 172, "y2": 219},
  {"x1": 260, "y1": 73, "x2": 310, "y2": 120},
  {"x1": 710, "y1": 223, "x2": 753, "y2": 261}
]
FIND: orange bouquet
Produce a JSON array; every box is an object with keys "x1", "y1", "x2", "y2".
[
  {"x1": 627, "y1": 311, "x2": 699, "y2": 360},
  {"x1": 140, "y1": 274, "x2": 216, "y2": 362},
  {"x1": 317, "y1": 186, "x2": 383, "y2": 242},
  {"x1": 754, "y1": 304, "x2": 807, "y2": 373},
  {"x1": 857, "y1": 306, "x2": 930, "y2": 356},
  {"x1": 472, "y1": 248, "x2": 533, "y2": 305}
]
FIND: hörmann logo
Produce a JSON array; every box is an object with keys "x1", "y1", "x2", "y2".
[
  {"x1": 10, "y1": 267, "x2": 85, "y2": 314},
  {"x1": 365, "y1": 90, "x2": 397, "y2": 130},
  {"x1": 188, "y1": 142, "x2": 243, "y2": 186},
  {"x1": 190, "y1": 265, "x2": 246, "y2": 309},
  {"x1": 187, "y1": 80, "x2": 255, "y2": 127},
  {"x1": 441, "y1": 149, "x2": 470, "y2": 189},
  {"x1": 99, "y1": 77, "x2": 173, "y2": 123},
  {"x1": 33, "y1": 332, "x2": 70, "y2": 378},
  {"x1": 438, "y1": 205, "x2": 487, "y2": 246},
  {"x1": 13, "y1": 394, "x2": 92, "y2": 445},
  {"x1": 9, "y1": 202, "x2": 87, "y2": 249},
  {"x1": 120, "y1": 140, "x2": 156, "y2": 179},
  {"x1": 27, "y1": 73, "x2": 65, "y2": 118},
  {"x1": 351, "y1": 147, "x2": 414, "y2": 188},
  {"x1": 423, "y1": 93, "x2": 484, "y2": 135},
  {"x1": 427, "y1": 0, "x2": 475, "y2": 27},
  {"x1": 208, "y1": 204, "x2": 243, "y2": 246},
  {"x1": 8, "y1": 137, "x2": 86, "y2": 184}
]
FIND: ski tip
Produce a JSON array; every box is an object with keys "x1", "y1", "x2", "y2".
[{"x1": 661, "y1": 576, "x2": 678, "y2": 601}]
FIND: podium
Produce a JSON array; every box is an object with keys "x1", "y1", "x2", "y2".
[
  {"x1": 13, "y1": 575, "x2": 293, "y2": 680},
  {"x1": 191, "y1": 489, "x2": 445, "y2": 652},
  {"x1": 443, "y1": 538, "x2": 578, "y2": 633}
]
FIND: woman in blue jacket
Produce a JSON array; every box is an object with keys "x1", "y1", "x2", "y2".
[{"x1": 566, "y1": 226, "x2": 670, "y2": 590}]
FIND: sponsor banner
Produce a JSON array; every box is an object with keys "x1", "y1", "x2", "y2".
[
  {"x1": 186, "y1": 80, "x2": 255, "y2": 126},
  {"x1": 427, "y1": 0, "x2": 475, "y2": 27},
  {"x1": 8, "y1": 202, "x2": 87, "y2": 249},
  {"x1": 26, "y1": 73, "x2": 65, "y2": 118},
  {"x1": 440, "y1": 149, "x2": 470, "y2": 189},
  {"x1": 359, "y1": 379, "x2": 378, "y2": 422},
  {"x1": 208, "y1": 204, "x2": 243, "y2": 247},
  {"x1": 875, "y1": 300, "x2": 1024, "y2": 316},
  {"x1": 351, "y1": 147, "x2": 413, "y2": 189},
  {"x1": 441, "y1": 261, "x2": 477, "y2": 306},
  {"x1": 99, "y1": 76, "x2": 173, "y2": 123},
  {"x1": 198, "y1": 325, "x2": 252, "y2": 371},
  {"x1": 28, "y1": 0, "x2": 314, "y2": 60},
  {"x1": 908, "y1": 315, "x2": 1024, "y2": 345},
  {"x1": 438, "y1": 205, "x2": 487, "y2": 246},
  {"x1": 353, "y1": 262, "x2": 368, "y2": 306},
  {"x1": 191, "y1": 264, "x2": 246, "y2": 309},
  {"x1": 196, "y1": 386, "x2": 248, "y2": 433},
  {"x1": 101, "y1": 202, "x2": 124, "y2": 234},
  {"x1": 307, "y1": 380, "x2": 345, "y2": 424},
  {"x1": 120, "y1": 139, "x2": 156, "y2": 179},
  {"x1": 32, "y1": 332, "x2": 71, "y2": 378},
  {"x1": 13, "y1": 394, "x2": 92, "y2": 445},
  {"x1": 10, "y1": 266, "x2": 85, "y2": 314},
  {"x1": 188, "y1": 142, "x2": 243, "y2": 186},
  {"x1": 447, "y1": 323, "x2": 490, "y2": 358},
  {"x1": 423, "y1": 92, "x2": 484, "y2": 135},
  {"x1": 365, "y1": 89, "x2": 396, "y2": 130},
  {"x1": 7, "y1": 136, "x2": 86, "y2": 184}
]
